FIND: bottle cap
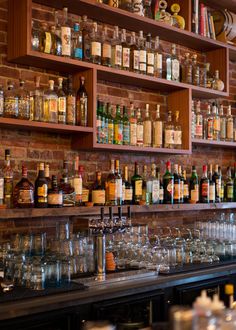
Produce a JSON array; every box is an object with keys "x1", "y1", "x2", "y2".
[{"x1": 225, "y1": 284, "x2": 234, "y2": 295}]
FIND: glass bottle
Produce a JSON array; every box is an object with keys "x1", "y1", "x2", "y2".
[
  {"x1": 129, "y1": 102, "x2": 137, "y2": 146},
  {"x1": 138, "y1": 30, "x2": 147, "y2": 75},
  {"x1": 142, "y1": 165, "x2": 151, "y2": 205},
  {"x1": 31, "y1": 76, "x2": 43, "y2": 122},
  {"x1": 66, "y1": 75, "x2": 76, "y2": 125},
  {"x1": 123, "y1": 106, "x2": 130, "y2": 145},
  {"x1": 99, "y1": 101, "x2": 106, "y2": 144},
  {"x1": 0, "y1": 84, "x2": 3, "y2": 117},
  {"x1": 212, "y1": 164, "x2": 221, "y2": 203},
  {"x1": 130, "y1": 31, "x2": 140, "y2": 74},
  {"x1": 163, "y1": 161, "x2": 174, "y2": 204},
  {"x1": 154, "y1": 36, "x2": 163, "y2": 78},
  {"x1": 3, "y1": 149, "x2": 13, "y2": 208},
  {"x1": 173, "y1": 164, "x2": 181, "y2": 204},
  {"x1": 194, "y1": 100, "x2": 203, "y2": 139},
  {"x1": 174, "y1": 110, "x2": 182, "y2": 149},
  {"x1": 13, "y1": 165, "x2": 34, "y2": 208},
  {"x1": 72, "y1": 23, "x2": 83, "y2": 60},
  {"x1": 189, "y1": 166, "x2": 199, "y2": 203},
  {"x1": 146, "y1": 33, "x2": 154, "y2": 76},
  {"x1": 219, "y1": 166, "x2": 225, "y2": 202},
  {"x1": 183, "y1": 169, "x2": 189, "y2": 203},
  {"x1": 0, "y1": 165, "x2": 4, "y2": 206},
  {"x1": 212, "y1": 102, "x2": 220, "y2": 141},
  {"x1": 219, "y1": 104, "x2": 226, "y2": 141},
  {"x1": 143, "y1": 104, "x2": 152, "y2": 147},
  {"x1": 90, "y1": 22, "x2": 102, "y2": 65},
  {"x1": 53, "y1": 9, "x2": 61, "y2": 45},
  {"x1": 123, "y1": 165, "x2": 133, "y2": 205},
  {"x1": 200, "y1": 165, "x2": 209, "y2": 203},
  {"x1": 182, "y1": 53, "x2": 192, "y2": 84},
  {"x1": 191, "y1": 100, "x2": 196, "y2": 139},
  {"x1": 57, "y1": 77, "x2": 66, "y2": 125},
  {"x1": 111, "y1": 26, "x2": 122, "y2": 69},
  {"x1": 71, "y1": 157, "x2": 82, "y2": 206},
  {"x1": 96, "y1": 99, "x2": 102, "y2": 144},
  {"x1": 114, "y1": 104, "x2": 123, "y2": 145},
  {"x1": 121, "y1": 28, "x2": 130, "y2": 71},
  {"x1": 76, "y1": 76, "x2": 88, "y2": 127},
  {"x1": 50, "y1": 25, "x2": 62, "y2": 56},
  {"x1": 17, "y1": 79, "x2": 30, "y2": 120},
  {"x1": 43, "y1": 80, "x2": 58, "y2": 123},
  {"x1": 4, "y1": 81, "x2": 18, "y2": 118},
  {"x1": 48, "y1": 175, "x2": 63, "y2": 208},
  {"x1": 91, "y1": 171, "x2": 105, "y2": 206},
  {"x1": 45, "y1": 163, "x2": 52, "y2": 190},
  {"x1": 115, "y1": 159, "x2": 123, "y2": 206},
  {"x1": 31, "y1": 20, "x2": 40, "y2": 51},
  {"x1": 205, "y1": 63, "x2": 213, "y2": 88},
  {"x1": 153, "y1": 104, "x2": 163, "y2": 148},
  {"x1": 61, "y1": 7, "x2": 71, "y2": 57},
  {"x1": 81, "y1": 166, "x2": 90, "y2": 205},
  {"x1": 208, "y1": 164, "x2": 215, "y2": 203},
  {"x1": 107, "y1": 103, "x2": 114, "y2": 144},
  {"x1": 204, "y1": 104, "x2": 213, "y2": 140},
  {"x1": 212, "y1": 70, "x2": 224, "y2": 91},
  {"x1": 143, "y1": 0, "x2": 153, "y2": 18},
  {"x1": 226, "y1": 105, "x2": 234, "y2": 142},
  {"x1": 101, "y1": 25, "x2": 112, "y2": 67},
  {"x1": 192, "y1": 54, "x2": 200, "y2": 86},
  {"x1": 226, "y1": 167, "x2": 234, "y2": 202},
  {"x1": 151, "y1": 163, "x2": 160, "y2": 204},
  {"x1": 164, "y1": 111, "x2": 175, "y2": 148},
  {"x1": 103, "y1": 102, "x2": 109, "y2": 144},
  {"x1": 34, "y1": 162, "x2": 48, "y2": 208},
  {"x1": 106, "y1": 159, "x2": 118, "y2": 206},
  {"x1": 81, "y1": 15, "x2": 91, "y2": 62},
  {"x1": 166, "y1": 44, "x2": 180, "y2": 82},
  {"x1": 136, "y1": 108, "x2": 144, "y2": 147},
  {"x1": 59, "y1": 161, "x2": 75, "y2": 207},
  {"x1": 131, "y1": 162, "x2": 143, "y2": 205},
  {"x1": 39, "y1": 22, "x2": 52, "y2": 54}
]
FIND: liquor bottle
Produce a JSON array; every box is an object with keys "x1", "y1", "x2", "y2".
[
  {"x1": 219, "y1": 105, "x2": 226, "y2": 141},
  {"x1": 57, "y1": 77, "x2": 66, "y2": 125},
  {"x1": 173, "y1": 164, "x2": 181, "y2": 204},
  {"x1": 208, "y1": 164, "x2": 215, "y2": 203},
  {"x1": 189, "y1": 165, "x2": 199, "y2": 203},
  {"x1": 154, "y1": 36, "x2": 162, "y2": 78},
  {"x1": 156, "y1": 167, "x2": 163, "y2": 204},
  {"x1": 107, "y1": 103, "x2": 114, "y2": 144},
  {"x1": 90, "y1": 22, "x2": 102, "y2": 65},
  {"x1": 191, "y1": 100, "x2": 196, "y2": 139},
  {"x1": 178, "y1": 165, "x2": 184, "y2": 204},
  {"x1": 96, "y1": 99, "x2": 102, "y2": 143},
  {"x1": 81, "y1": 167, "x2": 90, "y2": 205},
  {"x1": 129, "y1": 102, "x2": 137, "y2": 146},
  {"x1": 226, "y1": 105, "x2": 234, "y2": 142},
  {"x1": 136, "y1": 108, "x2": 144, "y2": 147},
  {"x1": 219, "y1": 166, "x2": 225, "y2": 202},
  {"x1": 123, "y1": 106, "x2": 130, "y2": 145},
  {"x1": 192, "y1": 54, "x2": 200, "y2": 86},
  {"x1": 131, "y1": 162, "x2": 143, "y2": 204},
  {"x1": 106, "y1": 159, "x2": 118, "y2": 206},
  {"x1": 115, "y1": 160, "x2": 123, "y2": 206},
  {"x1": 111, "y1": 26, "x2": 122, "y2": 69},
  {"x1": 174, "y1": 110, "x2": 182, "y2": 149},
  {"x1": 146, "y1": 33, "x2": 154, "y2": 76},
  {"x1": 123, "y1": 165, "x2": 133, "y2": 205},
  {"x1": 142, "y1": 165, "x2": 151, "y2": 205},
  {"x1": 163, "y1": 161, "x2": 174, "y2": 204},
  {"x1": 151, "y1": 163, "x2": 160, "y2": 204},
  {"x1": 0, "y1": 163, "x2": 3, "y2": 205},
  {"x1": 52, "y1": 10, "x2": 62, "y2": 56},
  {"x1": 4, "y1": 81, "x2": 18, "y2": 118},
  {"x1": 45, "y1": 163, "x2": 52, "y2": 190},
  {"x1": 164, "y1": 111, "x2": 175, "y2": 148},
  {"x1": 212, "y1": 164, "x2": 221, "y2": 203},
  {"x1": 103, "y1": 103, "x2": 109, "y2": 144},
  {"x1": 13, "y1": 165, "x2": 34, "y2": 208},
  {"x1": 212, "y1": 70, "x2": 224, "y2": 91},
  {"x1": 91, "y1": 171, "x2": 105, "y2": 206},
  {"x1": 50, "y1": 25, "x2": 62, "y2": 56},
  {"x1": 43, "y1": 80, "x2": 58, "y2": 123},
  {"x1": 59, "y1": 161, "x2": 75, "y2": 207},
  {"x1": 101, "y1": 25, "x2": 112, "y2": 67},
  {"x1": 183, "y1": 169, "x2": 189, "y2": 203},
  {"x1": 143, "y1": 0, "x2": 153, "y2": 18},
  {"x1": 143, "y1": 104, "x2": 152, "y2": 147},
  {"x1": 72, "y1": 157, "x2": 83, "y2": 206},
  {"x1": 39, "y1": 22, "x2": 52, "y2": 54},
  {"x1": 226, "y1": 167, "x2": 234, "y2": 202},
  {"x1": 48, "y1": 175, "x2": 63, "y2": 208},
  {"x1": 121, "y1": 29, "x2": 130, "y2": 71},
  {"x1": 200, "y1": 165, "x2": 209, "y2": 203},
  {"x1": 212, "y1": 102, "x2": 220, "y2": 141},
  {"x1": 31, "y1": 20, "x2": 40, "y2": 51},
  {"x1": 76, "y1": 76, "x2": 88, "y2": 127},
  {"x1": 130, "y1": 31, "x2": 140, "y2": 73},
  {"x1": 34, "y1": 162, "x2": 48, "y2": 208},
  {"x1": 114, "y1": 105, "x2": 123, "y2": 145},
  {"x1": 72, "y1": 23, "x2": 83, "y2": 60},
  {"x1": 153, "y1": 104, "x2": 163, "y2": 148},
  {"x1": 3, "y1": 150, "x2": 13, "y2": 208},
  {"x1": 234, "y1": 163, "x2": 236, "y2": 202},
  {"x1": 194, "y1": 100, "x2": 203, "y2": 139},
  {"x1": 204, "y1": 104, "x2": 213, "y2": 140},
  {"x1": 66, "y1": 75, "x2": 76, "y2": 125},
  {"x1": 17, "y1": 79, "x2": 30, "y2": 120},
  {"x1": 166, "y1": 44, "x2": 180, "y2": 82},
  {"x1": 138, "y1": 31, "x2": 147, "y2": 75},
  {"x1": 99, "y1": 101, "x2": 106, "y2": 144},
  {"x1": 182, "y1": 53, "x2": 192, "y2": 84},
  {"x1": 81, "y1": 15, "x2": 91, "y2": 62},
  {"x1": 0, "y1": 84, "x2": 3, "y2": 117},
  {"x1": 31, "y1": 76, "x2": 43, "y2": 122},
  {"x1": 61, "y1": 7, "x2": 71, "y2": 57}
]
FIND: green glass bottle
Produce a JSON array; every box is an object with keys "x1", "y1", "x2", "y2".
[
  {"x1": 163, "y1": 161, "x2": 174, "y2": 204},
  {"x1": 96, "y1": 99, "x2": 102, "y2": 144},
  {"x1": 123, "y1": 105, "x2": 130, "y2": 145},
  {"x1": 189, "y1": 166, "x2": 199, "y2": 203},
  {"x1": 131, "y1": 162, "x2": 143, "y2": 205},
  {"x1": 107, "y1": 102, "x2": 114, "y2": 144},
  {"x1": 226, "y1": 166, "x2": 234, "y2": 202},
  {"x1": 114, "y1": 104, "x2": 123, "y2": 145}
]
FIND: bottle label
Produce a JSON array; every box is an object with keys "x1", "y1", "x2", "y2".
[
  {"x1": 227, "y1": 121, "x2": 233, "y2": 139},
  {"x1": 147, "y1": 65, "x2": 154, "y2": 75},
  {"x1": 195, "y1": 124, "x2": 202, "y2": 137},
  {"x1": 155, "y1": 53, "x2": 162, "y2": 70},
  {"x1": 74, "y1": 47, "x2": 83, "y2": 59},
  {"x1": 135, "y1": 180, "x2": 142, "y2": 196},
  {"x1": 184, "y1": 184, "x2": 189, "y2": 198},
  {"x1": 167, "y1": 181, "x2": 174, "y2": 196},
  {"x1": 114, "y1": 123, "x2": 123, "y2": 143},
  {"x1": 48, "y1": 193, "x2": 63, "y2": 206},
  {"x1": 58, "y1": 97, "x2": 66, "y2": 123},
  {"x1": 165, "y1": 129, "x2": 174, "y2": 144},
  {"x1": 108, "y1": 182, "x2": 117, "y2": 201},
  {"x1": 180, "y1": 181, "x2": 184, "y2": 199},
  {"x1": 201, "y1": 182, "x2": 209, "y2": 197},
  {"x1": 130, "y1": 122, "x2": 137, "y2": 145},
  {"x1": 4, "y1": 177, "x2": 13, "y2": 198},
  {"x1": 213, "y1": 118, "x2": 220, "y2": 132},
  {"x1": 122, "y1": 47, "x2": 130, "y2": 68},
  {"x1": 0, "y1": 178, "x2": 3, "y2": 199},
  {"x1": 216, "y1": 179, "x2": 221, "y2": 198},
  {"x1": 77, "y1": 96, "x2": 88, "y2": 126},
  {"x1": 44, "y1": 32, "x2": 52, "y2": 54},
  {"x1": 143, "y1": 121, "x2": 152, "y2": 145},
  {"x1": 115, "y1": 45, "x2": 122, "y2": 66},
  {"x1": 174, "y1": 130, "x2": 182, "y2": 145},
  {"x1": 108, "y1": 123, "x2": 114, "y2": 144},
  {"x1": 123, "y1": 124, "x2": 130, "y2": 144},
  {"x1": 147, "y1": 53, "x2": 154, "y2": 66},
  {"x1": 117, "y1": 178, "x2": 122, "y2": 199},
  {"x1": 73, "y1": 177, "x2": 82, "y2": 195},
  {"x1": 136, "y1": 125, "x2": 143, "y2": 143},
  {"x1": 207, "y1": 119, "x2": 213, "y2": 139},
  {"x1": 125, "y1": 188, "x2": 133, "y2": 201},
  {"x1": 139, "y1": 50, "x2": 146, "y2": 64},
  {"x1": 48, "y1": 99, "x2": 57, "y2": 113},
  {"x1": 103, "y1": 43, "x2": 111, "y2": 59},
  {"x1": 209, "y1": 185, "x2": 215, "y2": 201},
  {"x1": 172, "y1": 59, "x2": 180, "y2": 80},
  {"x1": 174, "y1": 183, "x2": 180, "y2": 199},
  {"x1": 152, "y1": 180, "x2": 159, "y2": 203},
  {"x1": 227, "y1": 186, "x2": 233, "y2": 199},
  {"x1": 66, "y1": 95, "x2": 76, "y2": 125},
  {"x1": 17, "y1": 189, "x2": 34, "y2": 204},
  {"x1": 61, "y1": 27, "x2": 71, "y2": 56},
  {"x1": 92, "y1": 190, "x2": 105, "y2": 204},
  {"x1": 159, "y1": 187, "x2": 164, "y2": 201},
  {"x1": 37, "y1": 184, "x2": 48, "y2": 203},
  {"x1": 82, "y1": 188, "x2": 89, "y2": 203},
  {"x1": 0, "y1": 96, "x2": 4, "y2": 116},
  {"x1": 91, "y1": 41, "x2": 101, "y2": 57},
  {"x1": 190, "y1": 185, "x2": 199, "y2": 202},
  {"x1": 153, "y1": 121, "x2": 163, "y2": 146},
  {"x1": 133, "y1": 50, "x2": 139, "y2": 70}
]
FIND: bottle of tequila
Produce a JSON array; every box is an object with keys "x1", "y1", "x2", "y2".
[
  {"x1": 192, "y1": 54, "x2": 200, "y2": 86},
  {"x1": 39, "y1": 22, "x2": 52, "y2": 54},
  {"x1": 43, "y1": 80, "x2": 58, "y2": 123},
  {"x1": 182, "y1": 53, "x2": 192, "y2": 84},
  {"x1": 90, "y1": 22, "x2": 102, "y2": 65},
  {"x1": 212, "y1": 102, "x2": 220, "y2": 141},
  {"x1": 166, "y1": 44, "x2": 180, "y2": 81},
  {"x1": 66, "y1": 75, "x2": 76, "y2": 125},
  {"x1": 30, "y1": 76, "x2": 43, "y2": 121},
  {"x1": 146, "y1": 33, "x2": 154, "y2": 76},
  {"x1": 50, "y1": 25, "x2": 62, "y2": 56},
  {"x1": 4, "y1": 81, "x2": 18, "y2": 118}
]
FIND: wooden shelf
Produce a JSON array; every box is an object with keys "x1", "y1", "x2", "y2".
[
  {"x1": 228, "y1": 44, "x2": 236, "y2": 62},
  {"x1": 192, "y1": 138, "x2": 236, "y2": 148},
  {"x1": 1, "y1": 203, "x2": 236, "y2": 219}
]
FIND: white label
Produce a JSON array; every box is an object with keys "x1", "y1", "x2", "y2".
[
  {"x1": 153, "y1": 121, "x2": 163, "y2": 146},
  {"x1": 103, "y1": 43, "x2": 111, "y2": 58},
  {"x1": 140, "y1": 50, "x2": 147, "y2": 63},
  {"x1": 0, "y1": 178, "x2": 4, "y2": 199},
  {"x1": 130, "y1": 123, "x2": 137, "y2": 145},
  {"x1": 61, "y1": 27, "x2": 71, "y2": 56},
  {"x1": 133, "y1": 50, "x2": 140, "y2": 70},
  {"x1": 137, "y1": 125, "x2": 143, "y2": 143},
  {"x1": 147, "y1": 66, "x2": 154, "y2": 75},
  {"x1": 91, "y1": 41, "x2": 101, "y2": 56},
  {"x1": 174, "y1": 130, "x2": 182, "y2": 145},
  {"x1": 115, "y1": 45, "x2": 122, "y2": 66},
  {"x1": 165, "y1": 129, "x2": 174, "y2": 144},
  {"x1": 209, "y1": 184, "x2": 215, "y2": 201},
  {"x1": 155, "y1": 54, "x2": 162, "y2": 70},
  {"x1": 172, "y1": 59, "x2": 180, "y2": 80},
  {"x1": 147, "y1": 53, "x2": 154, "y2": 66},
  {"x1": 152, "y1": 180, "x2": 160, "y2": 203},
  {"x1": 73, "y1": 177, "x2": 82, "y2": 195},
  {"x1": 125, "y1": 188, "x2": 133, "y2": 201},
  {"x1": 144, "y1": 121, "x2": 152, "y2": 145},
  {"x1": 122, "y1": 47, "x2": 130, "y2": 68}
]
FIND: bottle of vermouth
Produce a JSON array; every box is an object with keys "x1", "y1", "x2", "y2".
[
  {"x1": 163, "y1": 161, "x2": 174, "y2": 204},
  {"x1": 91, "y1": 171, "x2": 105, "y2": 206},
  {"x1": 35, "y1": 162, "x2": 48, "y2": 208},
  {"x1": 13, "y1": 165, "x2": 34, "y2": 208}
]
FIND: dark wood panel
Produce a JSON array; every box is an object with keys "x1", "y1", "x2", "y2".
[{"x1": 192, "y1": 138, "x2": 236, "y2": 148}]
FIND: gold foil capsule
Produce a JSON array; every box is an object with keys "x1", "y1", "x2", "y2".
[
  {"x1": 171, "y1": 3, "x2": 185, "y2": 29},
  {"x1": 155, "y1": 0, "x2": 173, "y2": 26}
]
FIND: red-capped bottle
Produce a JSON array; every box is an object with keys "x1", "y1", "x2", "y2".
[{"x1": 200, "y1": 165, "x2": 209, "y2": 203}]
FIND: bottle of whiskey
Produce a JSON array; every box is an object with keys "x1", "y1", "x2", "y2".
[
  {"x1": 212, "y1": 164, "x2": 221, "y2": 203},
  {"x1": 76, "y1": 76, "x2": 88, "y2": 127},
  {"x1": 166, "y1": 44, "x2": 180, "y2": 81},
  {"x1": 130, "y1": 31, "x2": 140, "y2": 74},
  {"x1": 136, "y1": 108, "x2": 144, "y2": 147},
  {"x1": 200, "y1": 165, "x2": 209, "y2": 203},
  {"x1": 143, "y1": 104, "x2": 152, "y2": 147},
  {"x1": 59, "y1": 161, "x2": 75, "y2": 207},
  {"x1": 219, "y1": 105, "x2": 226, "y2": 141},
  {"x1": 90, "y1": 22, "x2": 102, "y2": 65},
  {"x1": 174, "y1": 111, "x2": 182, "y2": 149},
  {"x1": 153, "y1": 104, "x2": 163, "y2": 148},
  {"x1": 123, "y1": 165, "x2": 133, "y2": 205},
  {"x1": 121, "y1": 29, "x2": 130, "y2": 71},
  {"x1": 163, "y1": 161, "x2": 174, "y2": 204},
  {"x1": 138, "y1": 31, "x2": 147, "y2": 75},
  {"x1": 226, "y1": 105, "x2": 234, "y2": 142},
  {"x1": 18, "y1": 80, "x2": 30, "y2": 120},
  {"x1": 57, "y1": 77, "x2": 66, "y2": 125},
  {"x1": 3, "y1": 149, "x2": 13, "y2": 208},
  {"x1": 146, "y1": 33, "x2": 154, "y2": 76},
  {"x1": 4, "y1": 81, "x2": 18, "y2": 118},
  {"x1": 91, "y1": 171, "x2": 105, "y2": 206},
  {"x1": 154, "y1": 36, "x2": 162, "y2": 78},
  {"x1": 61, "y1": 7, "x2": 71, "y2": 57},
  {"x1": 114, "y1": 105, "x2": 123, "y2": 145},
  {"x1": 101, "y1": 25, "x2": 112, "y2": 67},
  {"x1": 129, "y1": 102, "x2": 137, "y2": 146},
  {"x1": 106, "y1": 159, "x2": 118, "y2": 206},
  {"x1": 34, "y1": 162, "x2": 48, "y2": 208},
  {"x1": 72, "y1": 23, "x2": 83, "y2": 60},
  {"x1": 194, "y1": 100, "x2": 203, "y2": 139},
  {"x1": 48, "y1": 175, "x2": 63, "y2": 208},
  {"x1": 111, "y1": 26, "x2": 122, "y2": 69},
  {"x1": 31, "y1": 76, "x2": 43, "y2": 122},
  {"x1": 131, "y1": 162, "x2": 143, "y2": 204},
  {"x1": 189, "y1": 165, "x2": 199, "y2": 203},
  {"x1": 123, "y1": 106, "x2": 130, "y2": 145},
  {"x1": 66, "y1": 75, "x2": 76, "y2": 125},
  {"x1": 43, "y1": 80, "x2": 58, "y2": 123},
  {"x1": 164, "y1": 111, "x2": 175, "y2": 148}
]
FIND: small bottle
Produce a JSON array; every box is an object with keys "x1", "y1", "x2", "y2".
[
  {"x1": 138, "y1": 30, "x2": 147, "y2": 75},
  {"x1": 114, "y1": 105, "x2": 123, "y2": 145},
  {"x1": 61, "y1": 7, "x2": 71, "y2": 57},
  {"x1": 219, "y1": 105, "x2": 226, "y2": 141},
  {"x1": 101, "y1": 25, "x2": 112, "y2": 67},
  {"x1": 194, "y1": 100, "x2": 203, "y2": 139},
  {"x1": 123, "y1": 106, "x2": 130, "y2": 145},
  {"x1": 131, "y1": 162, "x2": 143, "y2": 205},
  {"x1": 164, "y1": 111, "x2": 175, "y2": 148},
  {"x1": 123, "y1": 166, "x2": 133, "y2": 205},
  {"x1": 76, "y1": 76, "x2": 88, "y2": 127},
  {"x1": 163, "y1": 161, "x2": 174, "y2": 204},
  {"x1": 121, "y1": 29, "x2": 130, "y2": 71},
  {"x1": 34, "y1": 162, "x2": 48, "y2": 208},
  {"x1": 57, "y1": 77, "x2": 66, "y2": 125},
  {"x1": 130, "y1": 31, "x2": 140, "y2": 74},
  {"x1": 48, "y1": 175, "x2": 63, "y2": 208},
  {"x1": 226, "y1": 105, "x2": 234, "y2": 142},
  {"x1": 31, "y1": 76, "x2": 43, "y2": 122},
  {"x1": 174, "y1": 110, "x2": 182, "y2": 149},
  {"x1": 200, "y1": 165, "x2": 209, "y2": 203},
  {"x1": 189, "y1": 166, "x2": 199, "y2": 203},
  {"x1": 72, "y1": 23, "x2": 83, "y2": 60},
  {"x1": 3, "y1": 149, "x2": 13, "y2": 208},
  {"x1": 153, "y1": 104, "x2": 163, "y2": 148},
  {"x1": 146, "y1": 33, "x2": 154, "y2": 76},
  {"x1": 91, "y1": 171, "x2": 105, "y2": 206},
  {"x1": 212, "y1": 70, "x2": 224, "y2": 91},
  {"x1": 66, "y1": 75, "x2": 76, "y2": 125},
  {"x1": 43, "y1": 80, "x2": 58, "y2": 123},
  {"x1": 129, "y1": 103, "x2": 137, "y2": 146},
  {"x1": 4, "y1": 81, "x2": 18, "y2": 118},
  {"x1": 136, "y1": 108, "x2": 144, "y2": 147},
  {"x1": 143, "y1": 104, "x2": 152, "y2": 147},
  {"x1": 154, "y1": 36, "x2": 162, "y2": 78},
  {"x1": 17, "y1": 79, "x2": 30, "y2": 120},
  {"x1": 90, "y1": 22, "x2": 102, "y2": 65}
]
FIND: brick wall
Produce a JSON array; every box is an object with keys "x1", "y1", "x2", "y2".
[{"x1": 0, "y1": 1, "x2": 235, "y2": 236}]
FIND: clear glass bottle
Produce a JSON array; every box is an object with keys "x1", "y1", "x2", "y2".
[
  {"x1": 136, "y1": 108, "x2": 144, "y2": 147},
  {"x1": 17, "y1": 79, "x2": 30, "y2": 120},
  {"x1": 50, "y1": 25, "x2": 62, "y2": 56},
  {"x1": 151, "y1": 163, "x2": 160, "y2": 204},
  {"x1": 212, "y1": 70, "x2": 224, "y2": 91},
  {"x1": 174, "y1": 110, "x2": 182, "y2": 149},
  {"x1": 114, "y1": 104, "x2": 123, "y2": 145},
  {"x1": 226, "y1": 105, "x2": 234, "y2": 142},
  {"x1": 57, "y1": 77, "x2": 66, "y2": 125},
  {"x1": 154, "y1": 36, "x2": 163, "y2": 78},
  {"x1": 204, "y1": 104, "x2": 213, "y2": 140},
  {"x1": 219, "y1": 104, "x2": 226, "y2": 141},
  {"x1": 194, "y1": 100, "x2": 203, "y2": 139},
  {"x1": 212, "y1": 102, "x2": 220, "y2": 141},
  {"x1": 130, "y1": 31, "x2": 140, "y2": 74},
  {"x1": 31, "y1": 20, "x2": 40, "y2": 51},
  {"x1": 107, "y1": 103, "x2": 114, "y2": 144},
  {"x1": 13, "y1": 166, "x2": 34, "y2": 208},
  {"x1": 61, "y1": 7, "x2": 71, "y2": 57},
  {"x1": 146, "y1": 33, "x2": 154, "y2": 76},
  {"x1": 4, "y1": 81, "x2": 18, "y2": 118},
  {"x1": 129, "y1": 102, "x2": 137, "y2": 146},
  {"x1": 205, "y1": 62, "x2": 213, "y2": 88},
  {"x1": 153, "y1": 104, "x2": 163, "y2": 148},
  {"x1": 76, "y1": 76, "x2": 88, "y2": 127},
  {"x1": 30, "y1": 76, "x2": 43, "y2": 121},
  {"x1": 66, "y1": 75, "x2": 76, "y2": 125},
  {"x1": 143, "y1": 103, "x2": 152, "y2": 147},
  {"x1": 192, "y1": 54, "x2": 200, "y2": 86},
  {"x1": 121, "y1": 28, "x2": 130, "y2": 71},
  {"x1": 123, "y1": 106, "x2": 130, "y2": 145},
  {"x1": 138, "y1": 30, "x2": 147, "y2": 75},
  {"x1": 90, "y1": 22, "x2": 102, "y2": 65},
  {"x1": 43, "y1": 80, "x2": 58, "y2": 123},
  {"x1": 72, "y1": 23, "x2": 83, "y2": 60},
  {"x1": 53, "y1": 9, "x2": 61, "y2": 42},
  {"x1": 81, "y1": 15, "x2": 91, "y2": 62},
  {"x1": 101, "y1": 25, "x2": 112, "y2": 67},
  {"x1": 111, "y1": 26, "x2": 122, "y2": 69},
  {"x1": 166, "y1": 44, "x2": 180, "y2": 82},
  {"x1": 106, "y1": 159, "x2": 118, "y2": 206},
  {"x1": 164, "y1": 111, "x2": 175, "y2": 148},
  {"x1": 182, "y1": 53, "x2": 192, "y2": 84},
  {"x1": 3, "y1": 149, "x2": 13, "y2": 208}
]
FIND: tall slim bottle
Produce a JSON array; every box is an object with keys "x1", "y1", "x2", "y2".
[
  {"x1": 129, "y1": 103, "x2": 137, "y2": 146},
  {"x1": 31, "y1": 76, "x2": 43, "y2": 122},
  {"x1": 121, "y1": 29, "x2": 130, "y2": 71},
  {"x1": 57, "y1": 77, "x2": 66, "y2": 125},
  {"x1": 226, "y1": 105, "x2": 234, "y2": 142},
  {"x1": 106, "y1": 159, "x2": 118, "y2": 206},
  {"x1": 61, "y1": 7, "x2": 71, "y2": 57},
  {"x1": 114, "y1": 105, "x2": 123, "y2": 145},
  {"x1": 189, "y1": 166, "x2": 199, "y2": 203},
  {"x1": 3, "y1": 149, "x2": 13, "y2": 208},
  {"x1": 136, "y1": 108, "x2": 144, "y2": 147},
  {"x1": 66, "y1": 75, "x2": 76, "y2": 125},
  {"x1": 143, "y1": 104, "x2": 152, "y2": 147},
  {"x1": 131, "y1": 162, "x2": 143, "y2": 204},
  {"x1": 200, "y1": 165, "x2": 209, "y2": 203},
  {"x1": 163, "y1": 161, "x2": 174, "y2": 204},
  {"x1": 76, "y1": 76, "x2": 88, "y2": 127},
  {"x1": 153, "y1": 104, "x2": 163, "y2": 148}
]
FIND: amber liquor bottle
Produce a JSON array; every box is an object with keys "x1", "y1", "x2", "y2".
[
  {"x1": 35, "y1": 162, "x2": 48, "y2": 208},
  {"x1": 13, "y1": 166, "x2": 34, "y2": 208}
]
